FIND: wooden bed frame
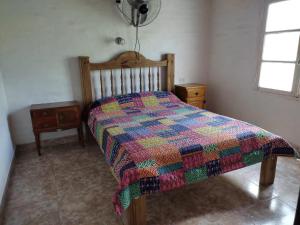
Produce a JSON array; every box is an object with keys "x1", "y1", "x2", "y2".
[{"x1": 79, "y1": 51, "x2": 277, "y2": 225}]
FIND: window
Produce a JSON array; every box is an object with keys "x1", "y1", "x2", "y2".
[{"x1": 258, "y1": 0, "x2": 300, "y2": 97}]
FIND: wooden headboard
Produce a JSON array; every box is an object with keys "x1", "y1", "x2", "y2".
[{"x1": 79, "y1": 51, "x2": 175, "y2": 107}]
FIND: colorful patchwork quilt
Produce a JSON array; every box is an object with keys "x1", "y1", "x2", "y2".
[{"x1": 87, "y1": 91, "x2": 295, "y2": 215}]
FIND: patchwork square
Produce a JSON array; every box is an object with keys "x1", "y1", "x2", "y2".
[
  {"x1": 158, "y1": 162, "x2": 183, "y2": 175},
  {"x1": 159, "y1": 170, "x2": 185, "y2": 192},
  {"x1": 140, "y1": 176, "x2": 160, "y2": 194},
  {"x1": 185, "y1": 167, "x2": 207, "y2": 184},
  {"x1": 169, "y1": 124, "x2": 189, "y2": 132},
  {"x1": 138, "y1": 137, "x2": 167, "y2": 148},
  {"x1": 208, "y1": 116, "x2": 231, "y2": 127},
  {"x1": 101, "y1": 102, "x2": 121, "y2": 112},
  {"x1": 138, "y1": 167, "x2": 159, "y2": 178},
  {"x1": 142, "y1": 96, "x2": 159, "y2": 107},
  {"x1": 114, "y1": 133, "x2": 135, "y2": 144},
  {"x1": 243, "y1": 150, "x2": 264, "y2": 166},
  {"x1": 240, "y1": 138, "x2": 259, "y2": 154},
  {"x1": 141, "y1": 120, "x2": 161, "y2": 127},
  {"x1": 237, "y1": 131, "x2": 256, "y2": 141},
  {"x1": 149, "y1": 144, "x2": 182, "y2": 166},
  {"x1": 159, "y1": 118, "x2": 176, "y2": 126},
  {"x1": 206, "y1": 159, "x2": 221, "y2": 176},
  {"x1": 182, "y1": 152, "x2": 205, "y2": 170},
  {"x1": 107, "y1": 126, "x2": 125, "y2": 136},
  {"x1": 180, "y1": 144, "x2": 203, "y2": 155},
  {"x1": 157, "y1": 129, "x2": 178, "y2": 138}
]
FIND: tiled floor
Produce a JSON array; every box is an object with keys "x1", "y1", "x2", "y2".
[{"x1": 2, "y1": 138, "x2": 300, "y2": 225}]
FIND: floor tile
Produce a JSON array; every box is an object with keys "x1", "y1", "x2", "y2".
[
  {"x1": 242, "y1": 198, "x2": 296, "y2": 225},
  {"x1": 3, "y1": 200, "x2": 61, "y2": 225},
  {"x1": 6, "y1": 164, "x2": 57, "y2": 208}
]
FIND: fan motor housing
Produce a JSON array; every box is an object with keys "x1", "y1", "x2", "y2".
[{"x1": 139, "y1": 4, "x2": 149, "y2": 14}]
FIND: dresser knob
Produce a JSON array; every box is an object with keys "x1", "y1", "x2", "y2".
[
  {"x1": 44, "y1": 124, "x2": 49, "y2": 128},
  {"x1": 42, "y1": 112, "x2": 48, "y2": 116},
  {"x1": 195, "y1": 92, "x2": 199, "y2": 96}
]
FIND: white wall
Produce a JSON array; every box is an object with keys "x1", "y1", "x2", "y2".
[
  {"x1": 208, "y1": 0, "x2": 300, "y2": 147},
  {"x1": 0, "y1": 70, "x2": 14, "y2": 206},
  {"x1": 0, "y1": 0, "x2": 211, "y2": 145}
]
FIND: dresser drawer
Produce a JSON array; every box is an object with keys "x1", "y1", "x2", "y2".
[
  {"x1": 33, "y1": 117, "x2": 57, "y2": 130},
  {"x1": 31, "y1": 109, "x2": 56, "y2": 118}
]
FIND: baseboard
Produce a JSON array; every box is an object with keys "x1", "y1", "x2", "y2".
[
  {"x1": 16, "y1": 135, "x2": 79, "y2": 152},
  {"x1": 0, "y1": 152, "x2": 15, "y2": 224}
]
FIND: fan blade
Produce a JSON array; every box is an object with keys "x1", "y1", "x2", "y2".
[
  {"x1": 140, "y1": 13, "x2": 148, "y2": 25},
  {"x1": 131, "y1": 7, "x2": 138, "y2": 26}
]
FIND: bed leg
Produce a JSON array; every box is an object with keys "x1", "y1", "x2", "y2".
[
  {"x1": 127, "y1": 196, "x2": 146, "y2": 225},
  {"x1": 85, "y1": 123, "x2": 91, "y2": 143},
  {"x1": 260, "y1": 155, "x2": 277, "y2": 186}
]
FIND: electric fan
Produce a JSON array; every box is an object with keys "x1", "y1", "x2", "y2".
[
  {"x1": 116, "y1": 0, "x2": 161, "y2": 53},
  {"x1": 116, "y1": 0, "x2": 161, "y2": 27}
]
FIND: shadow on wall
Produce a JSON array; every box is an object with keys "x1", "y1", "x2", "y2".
[
  {"x1": 5, "y1": 115, "x2": 15, "y2": 150},
  {"x1": 65, "y1": 57, "x2": 83, "y2": 103},
  {"x1": 8, "y1": 107, "x2": 32, "y2": 145}
]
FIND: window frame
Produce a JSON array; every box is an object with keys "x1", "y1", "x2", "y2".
[{"x1": 256, "y1": 0, "x2": 300, "y2": 98}]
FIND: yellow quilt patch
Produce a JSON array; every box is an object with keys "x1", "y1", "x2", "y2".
[
  {"x1": 107, "y1": 127, "x2": 125, "y2": 136},
  {"x1": 101, "y1": 102, "x2": 121, "y2": 112},
  {"x1": 159, "y1": 118, "x2": 175, "y2": 126},
  {"x1": 138, "y1": 137, "x2": 167, "y2": 148},
  {"x1": 194, "y1": 126, "x2": 221, "y2": 136},
  {"x1": 142, "y1": 96, "x2": 159, "y2": 107}
]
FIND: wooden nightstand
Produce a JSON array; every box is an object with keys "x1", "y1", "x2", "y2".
[
  {"x1": 175, "y1": 83, "x2": 207, "y2": 109},
  {"x1": 30, "y1": 101, "x2": 84, "y2": 156}
]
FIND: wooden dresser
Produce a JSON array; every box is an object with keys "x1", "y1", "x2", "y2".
[
  {"x1": 175, "y1": 83, "x2": 207, "y2": 109},
  {"x1": 30, "y1": 101, "x2": 84, "y2": 155}
]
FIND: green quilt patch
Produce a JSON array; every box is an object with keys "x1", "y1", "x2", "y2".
[
  {"x1": 204, "y1": 144, "x2": 218, "y2": 153},
  {"x1": 120, "y1": 182, "x2": 141, "y2": 209},
  {"x1": 219, "y1": 146, "x2": 240, "y2": 158},
  {"x1": 137, "y1": 160, "x2": 157, "y2": 169},
  {"x1": 243, "y1": 150, "x2": 264, "y2": 166},
  {"x1": 185, "y1": 167, "x2": 207, "y2": 184}
]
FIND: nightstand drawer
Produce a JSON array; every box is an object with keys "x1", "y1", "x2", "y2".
[
  {"x1": 33, "y1": 117, "x2": 57, "y2": 129},
  {"x1": 187, "y1": 100, "x2": 205, "y2": 109},
  {"x1": 175, "y1": 84, "x2": 206, "y2": 100},
  {"x1": 186, "y1": 96, "x2": 205, "y2": 102},
  {"x1": 57, "y1": 109, "x2": 79, "y2": 127},
  {"x1": 186, "y1": 87, "x2": 206, "y2": 98}
]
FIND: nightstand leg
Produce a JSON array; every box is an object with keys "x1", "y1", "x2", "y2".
[
  {"x1": 34, "y1": 131, "x2": 41, "y2": 156},
  {"x1": 78, "y1": 125, "x2": 84, "y2": 147}
]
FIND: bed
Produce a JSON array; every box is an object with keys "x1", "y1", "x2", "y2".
[{"x1": 79, "y1": 51, "x2": 296, "y2": 225}]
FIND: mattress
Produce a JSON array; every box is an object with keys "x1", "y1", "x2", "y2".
[{"x1": 87, "y1": 91, "x2": 295, "y2": 214}]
